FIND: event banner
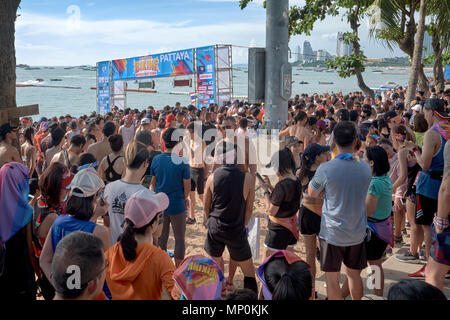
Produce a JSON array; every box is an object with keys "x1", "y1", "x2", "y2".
[
  {"x1": 97, "y1": 61, "x2": 111, "y2": 114},
  {"x1": 196, "y1": 46, "x2": 216, "y2": 109},
  {"x1": 112, "y1": 49, "x2": 194, "y2": 81}
]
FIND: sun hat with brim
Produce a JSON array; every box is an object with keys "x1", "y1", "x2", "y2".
[
  {"x1": 124, "y1": 189, "x2": 169, "y2": 229},
  {"x1": 285, "y1": 136, "x2": 303, "y2": 149},
  {"x1": 173, "y1": 255, "x2": 224, "y2": 300},
  {"x1": 68, "y1": 168, "x2": 105, "y2": 198},
  {"x1": 424, "y1": 98, "x2": 449, "y2": 119}
]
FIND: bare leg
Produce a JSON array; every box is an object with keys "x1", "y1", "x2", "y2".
[
  {"x1": 393, "y1": 200, "x2": 405, "y2": 238},
  {"x1": 189, "y1": 191, "x2": 196, "y2": 220},
  {"x1": 422, "y1": 225, "x2": 431, "y2": 259},
  {"x1": 345, "y1": 266, "x2": 364, "y2": 300},
  {"x1": 368, "y1": 259, "x2": 384, "y2": 297},
  {"x1": 227, "y1": 258, "x2": 238, "y2": 289},
  {"x1": 325, "y1": 272, "x2": 342, "y2": 300},
  {"x1": 237, "y1": 258, "x2": 256, "y2": 278},
  {"x1": 302, "y1": 234, "x2": 317, "y2": 292},
  {"x1": 211, "y1": 256, "x2": 225, "y2": 274},
  {"x1": 406, "y1": 199, "x2": 423, "y2": 255},
  {"x1": 340, "y1": 277, "x2": 350, "y2": 299},
  {"x1": 425, "y1": 256, "x2": 450, "y2": 292}
]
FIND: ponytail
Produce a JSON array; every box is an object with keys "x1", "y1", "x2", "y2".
[
  {"x1": 124, "y1": 139, "x2": 149, "y2": 169},
  {"x1": 121, "y1": 219, "x2": 138, "y2": 261},
  {"x1": 297, "y1": 153, "x2": 315, "y2": 185},
  {"x1": 120, "y1": 215, "x2": 160, "y2": 261}
]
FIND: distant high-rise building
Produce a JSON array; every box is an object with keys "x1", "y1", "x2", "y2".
[
  {"x1": 296, "y1": 45, "x2": 302, "y2": 62},
  {"x1": 303, "y1": 41, "x2": 314, "y2": 62},
  {"x1": 336, "y1": 32, "x2": 353, "y2": 57},
  {"x1": 423, "y1": 31, "x2": 433, "y2": 57},
  {"x1": 316, "y1": 50, "x2": 332, "y2": 61}
]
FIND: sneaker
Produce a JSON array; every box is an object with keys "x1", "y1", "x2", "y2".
[
  {"x1": 394, "y1": 235, "x2": 403, "y2": 244},
  {"x1": 418, "y1": 249, "x2": 426, "y2": 261},
  {"x1": 395, "y1": 250, "x2": 419, "y2": 263},
  {"x1": 186, "y1": 217, "x2": 196, "y2": 225},
  {"x1": 408, "y1": 265, "x2": 426, "y2": 279}
]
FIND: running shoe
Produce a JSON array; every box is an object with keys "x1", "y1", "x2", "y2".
[
  {"x1": 418, "y1": 249, "x2": 426, "y2": 261},
  {"x1": 408, "y1": 265, "x2": 426, "y2": 279},
  {"x1": 186, "y1": 217, "x2": 196, "y2": 225},
  {"x1": 395, "y1": 250, "x2": 419, "y2": 263}
]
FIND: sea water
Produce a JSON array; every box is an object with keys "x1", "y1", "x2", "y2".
[{"x1": 15, "y1": 66, "x2": 429, "y2": 120}]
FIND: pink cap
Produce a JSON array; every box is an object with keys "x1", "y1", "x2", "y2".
[{"x1": 124, "y1": 189, "x2": 169, "y2": 228}]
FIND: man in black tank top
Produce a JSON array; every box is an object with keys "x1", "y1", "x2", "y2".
[{"x1": 203, "y1": 141, "x2": 258, "y2": 294}]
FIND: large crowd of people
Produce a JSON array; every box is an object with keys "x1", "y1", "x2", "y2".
[{"x1": 0, "y1": 85, "x2": 449, "y2": 301}]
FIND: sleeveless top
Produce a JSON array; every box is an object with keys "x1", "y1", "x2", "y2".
[
  {"x1": 416, "y1": 124, "x2": 447, "y2": 200},
  {"x1": 208, "y1": 165, "x2": 246, "y2": 232},
  {"x1": 105, "y1": 155, "x2": 123, "y2": 183},
  {"x1": 51, "y1": 215, "x2": 96, "y2": 253}
]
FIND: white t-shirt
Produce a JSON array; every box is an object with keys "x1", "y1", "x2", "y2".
[
  {"x1": 120, "y1": 125, "x2": 135, "y2": 150},
  {"x1": 104, "y1": 180, "x2": 152, "y2": 245}
]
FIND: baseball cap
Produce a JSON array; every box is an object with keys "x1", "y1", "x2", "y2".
[
  {"x1": 39, "y1": 117, "x2": 48, "y2": 123},
  {"x1": 173, "y1": 255, "x2": 225, "y2": 300},
  {"x1": 61, "y1": 168, "x2": 75, "y2": 189},
  {"x1": 0, "y1": 123, "x2": 19, "y2": 139},
  {"x1": 68, "y1": 168, "x2": 105, "y2": 198},
  {"x1": 316, "y1": 119, "x2": 327, "y2": 130},
  {"x1": 412, "y1": 104, "x2": 422, "y2": 112},
  {"x1": 165, "y1": 114, "x2": 175, "y2": 127},
  {"x1": 285, "y1": 136, "x2": 303, "y2": 149},
  {"x1": 423, "y1": 98, "x2": 449, "y2": 119},
  {"x1": 384, "y1": 110, "x2": 398, "y2": 122},
  {"x1": 39, "y1": 121, "x2": 50, "y2": 132},
  {"x1": 141, "y1": 118, "x2": 151, "y2": 125},
  {"x1": 124, "y1": 189, "x2": 169, "y2": 229},
  {"x1": 303, "y1": 143, "x2": 330, "y2": 161}
]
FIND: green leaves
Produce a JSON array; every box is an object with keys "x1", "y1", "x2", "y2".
[{"x1": 325, "y1": 53, "x2": 367, "y2": 78}]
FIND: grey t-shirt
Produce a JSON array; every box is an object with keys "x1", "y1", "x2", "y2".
[
  {"x1": 104, "y1": 180, "x2": 150, "y2": 245},
  {"x1": 309, "y1": 157, "x2": 372, "y2": 247}
]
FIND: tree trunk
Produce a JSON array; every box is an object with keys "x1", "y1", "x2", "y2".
[
  {"x1": 0, "y1": 0, "x2": 21, "y2": 116},
  {"x1": 405, "y1": 0, "x2": 427, "y2": 109},
  {"x1": 431, "y1": 27, "x2": 445, "y2": 92},
  {"x1": 398, "y1": 3, "x2": 429, "y2": 97},
  {"x1": 350, "y1": 14, "x2": 374, "y2": 98}
]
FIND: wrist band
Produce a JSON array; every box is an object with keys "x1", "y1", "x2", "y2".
[{"x1": 433, "y1": 215, "x2": 449, "y2": 232}]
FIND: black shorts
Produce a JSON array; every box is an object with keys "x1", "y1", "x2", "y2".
[
  {"x1": 190, "y1": 167, "x2": 205, "y2": 194},
  {"x1": 319, "y1": 238, "x2": 367, "y2": 272},
  {"x1": 365, "y1": 230, "x2": 388, "y2": 261},
  {"x1": 299, "y1": 206, "x2": 321, "y2": 235},
  {"x1": 204, "y1": 228, "x2": 252, "y2": 262},
  {"x1": 264, "y1": 220, "x2": 297, "y2": 250},
  {"x1": 415, "y1": 194, "x2": 437, "y2": 226}
]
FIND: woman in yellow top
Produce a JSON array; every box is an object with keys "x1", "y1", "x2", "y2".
[{"x1": 105, "y1": 189, "x2": 176, "y2": 300}]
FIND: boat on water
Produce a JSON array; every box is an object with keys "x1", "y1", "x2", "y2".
[
  {"x1": 24, "y1": 67, "x2": 41, "y2": 70},
  {"x1": 325, "y1": 70, "x2": 334, "y2": 73},
  {"x1": 371, "y1": 81, "x2": 400, "y2": 91},
  {"x1": 50, "y1": 79, "x2": 62, "y2": 82},
  {"x1": 299, "y1": 81, "x2": 309, "y2": 84},
  {"x1": 17, "y1": 64, "x2": 29, "y2": 68},
  {"x1": 372, "y1": 70, "x2": 383, "y2": 72},
  {"x1": 36, "y1": 78, "x2": 44, "y2": 82},
  {"x1": 318, "y1": 81, "x2": 333, "y2": 85}
]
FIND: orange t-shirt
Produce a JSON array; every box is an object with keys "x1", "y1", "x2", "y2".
[{"x1": 105, "y1": 242, "x2": 176, "y2": 300}]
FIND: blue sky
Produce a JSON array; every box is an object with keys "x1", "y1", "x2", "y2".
[{"x1": 16, "y1": 0, "x2": 406, "y2": 66}]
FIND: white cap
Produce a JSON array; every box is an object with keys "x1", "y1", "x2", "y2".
[
  {"x1": 412, "y1": 104, "x2": 422, "y2": 112},
  {"x1": 68, "y1": 168, "x2": 105, "y2": 198},
  {"x1": 141, "y1": 118, "x2": 151, "y2": 125}
]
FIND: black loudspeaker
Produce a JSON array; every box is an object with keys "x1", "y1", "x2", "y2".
[{"x1": 248, "y1": 48, "x2": 265, "y2": 104}]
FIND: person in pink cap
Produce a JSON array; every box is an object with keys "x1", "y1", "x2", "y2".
[{"x1": 105, "y1": 189, "x2": 177, "y2": 300}]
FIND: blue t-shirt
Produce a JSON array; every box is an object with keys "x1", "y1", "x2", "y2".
[
  {"x1": 309, "y1": 157, "x2": 372, "y2": 247},
  {"x1": 51, "y1": 214, "x2": 96, "y2": 252},
  {"x1": 150, "y1": 152, "x2": 190, "y2": 215},
  {"x1": 367, "y1": 175, "x2": 392, "y2": 220}
]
